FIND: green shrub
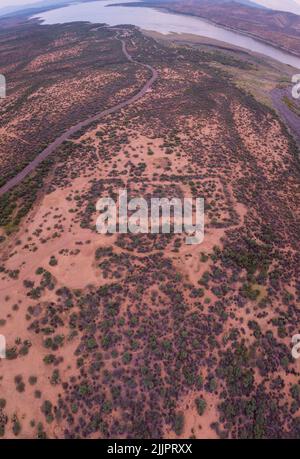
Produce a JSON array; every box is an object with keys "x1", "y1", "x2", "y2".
[
  {"x1": 173, "y1": 412, "x2": 184, "y2": 436},
  {"x1": 195, "y1": 397, "x2": 207, "y2": 416}
]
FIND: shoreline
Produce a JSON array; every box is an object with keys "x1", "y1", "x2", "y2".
[
  {"x1": 151, "y1": 5, "x2": 300, "y2": 61},
  {"x1": 110, "y1": 1, "x2": 300, "y2": 62},
  {"x1": 19, "y1": 0, "x2": 300, "y2": 68},
  {"x1": 2, "y1": 0, "x2": 300, "y2": 61}
]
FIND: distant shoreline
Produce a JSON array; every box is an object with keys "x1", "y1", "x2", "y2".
[
  {"x1": 110, "y1": 1, "x2": 300, "y2": 60},
  {"x1": 4, "y1": 0, "x2": 300, "y2": 67},
  {"x1": 151, "y1": 4, "x2": 300, "y2": 60}
]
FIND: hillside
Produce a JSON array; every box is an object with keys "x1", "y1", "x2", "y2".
[{"x1": 133, "y1": 0, "x2": 300, "y2": 56}]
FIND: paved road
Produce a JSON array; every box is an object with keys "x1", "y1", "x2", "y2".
[
  {"x1": 271, "y1": 88, "x2": 300, "y2": 146},
  {"x1": 0, "y1": 34, "x2": 158, "y2": 196}
]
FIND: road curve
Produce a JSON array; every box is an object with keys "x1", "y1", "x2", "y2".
[{"x1": 0, "y1": 34, "x2": 158, "y2": 197}]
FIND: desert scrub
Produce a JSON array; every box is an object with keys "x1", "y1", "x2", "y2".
[
  {"x1": 5, "y1": 347, "x2": 17, "y2": 360},
  {"x1": 14, "y1": 375, "x2": 25, "y2": 393},
  {"x1": 49, "y1": 256, "x2": 58, "y2": 267},
  {"x1": 0, "y1": 157, "x2": 55, "y2": 230},
  {"x1": 122, "y1": 351, "x2": 132, "y2": 364},
  {"x1": 37, "y1": 422, "x2": 47, "y2": 439},
  {"x1": 43, "y1": 354, "x2": 55, "y2": 365},
  {"x1": 173, "y1": 412, "x2": 184, "y2": 436},
  {"x1": 28, "y1": 375, "x2": 38, "y2": 386},
  {"x1": 12, "y1": 417, "x2": 21, "y2": 436},
  {"x1": 71, "y1": 403, "x2": 78, "y2": 414},
  {"x1": 0, "y1": 424, "x2": 5, "y2": 438},
  {"x1": 43, "y1": 334, "x2": 64, "y2": 351},
  {"x1": 0, "y1": 399, "x2": 6, "y2": 409},
  {"x1": 19, "y1": 340, "x2": 31, "y2": 356},
  {"x1": 50, "y1": 369, "x2": 60, "y2": 386},
  {"x1": 195, "y1": 397, "x2": 207, "y2": 416},
  {"x1": 41, "y1": 400, "x2": 54, "y2": 423}
]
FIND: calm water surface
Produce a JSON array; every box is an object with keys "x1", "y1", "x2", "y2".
[{"x1": 33, "y1": 0, "x2": 300, "y2": 69}]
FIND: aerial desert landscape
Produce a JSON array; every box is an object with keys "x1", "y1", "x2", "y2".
[{"x1": 0, "y1": 0, "x2": 300, "y2": 442}]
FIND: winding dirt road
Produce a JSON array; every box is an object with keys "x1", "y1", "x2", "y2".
[{"x1": 0, "y1": 33, "x2": 158, "y2": 197}]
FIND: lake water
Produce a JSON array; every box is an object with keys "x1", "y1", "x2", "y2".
[{"x1": 33, "y1": 0, "x2": 300, "y2": 69}]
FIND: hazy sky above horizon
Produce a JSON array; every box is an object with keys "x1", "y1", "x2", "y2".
[
  {"x1": 1, "y1": 0, "x2": 300, "y2": 14},
  {"x1": 0, "y1": 0, "x2": 40, "y2": 8}
]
